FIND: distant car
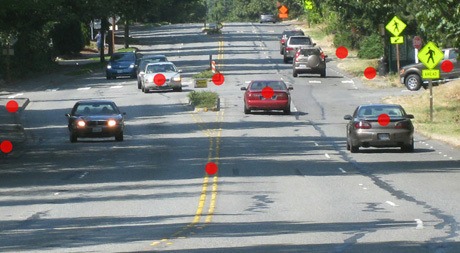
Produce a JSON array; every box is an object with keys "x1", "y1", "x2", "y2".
[
  {"x1": 66, "y1": 100, "x2": 125, "y2": 142},
  {"x1": 293, "y1": 47, "x2": 327, "y2": 77},
  {"x1": 283, "y1": 35, "x2": 315, "y2": 63},
  {"x1": 344, "y1": 104, "x2": 414, "y2": 153},
  {"x1": 141, "y1": 62, "x2": 182, "y2": 93},
  {"x1": 136, "y1": 55, "x2": 168, "y2": 89},
  {"x1": 260, "y1": 14, "x2": 276, "y2": 23},
  {"x1": 241, "y1": 80, "x2": 293, "y2": 114},
  {"x1": 106, "y1": 51, "x2": 137, "y2": 79},
  {"x1": 279, "y1": 29, "x2": 305, "y2": 55},
  {"x1": 399, "y1": 48, "x2": 459, "y2": 91}
]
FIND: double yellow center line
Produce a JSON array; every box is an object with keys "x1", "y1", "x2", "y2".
[{"x1": 151, "y1": 36, "x2": 225, "y2": 248}]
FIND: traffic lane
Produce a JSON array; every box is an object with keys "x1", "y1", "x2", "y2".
[
  {"x1": 0, "y1": 79, "x2": 221, "y2": 252},
  {"x1": 157, "y1": 100, "x2": 448, "y2": 252}
]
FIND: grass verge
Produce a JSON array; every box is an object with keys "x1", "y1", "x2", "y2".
[
  {"x1": 188, "y1": 91, "x2": 219, "y2": 109},
  {"x1": 384, "y1": 80, "x2": 460, "y2": 147}
]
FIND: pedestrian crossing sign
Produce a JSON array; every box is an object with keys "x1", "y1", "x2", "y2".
[
  {"x1": 418, "y1": 42, "x2": 443, "y2": 69},
  {"x1": 385, "y1": 16, "x2": 406, "y2": 37}
]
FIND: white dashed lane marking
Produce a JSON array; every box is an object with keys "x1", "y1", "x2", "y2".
[{"x1": 77, "y1": 87, "x2": 91, "y2": 91}]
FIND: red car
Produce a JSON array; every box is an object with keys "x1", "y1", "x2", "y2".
[{"x1": 241, "y1": 80, "x2": 293, "y2": 114}]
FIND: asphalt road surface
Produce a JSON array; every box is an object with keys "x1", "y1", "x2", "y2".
[{"x1": 1, "y1": 22, "x2": 460, "y2": 253}]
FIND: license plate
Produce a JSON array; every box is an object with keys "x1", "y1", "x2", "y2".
[
  {"x1": 299, "y1": 64, "x2": 306, "y2": 68},
  {"x1": 378, "y1": 133, "x2": 390, "y2": 140},
  {"x1": 92, "y1": 127, "x2": 102, "y2": 133}
]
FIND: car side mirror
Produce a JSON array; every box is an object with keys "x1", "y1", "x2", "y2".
[
  {"x1": 406, "y1": 114, "x2": 414, "y2": 119},
  {"x1": 288, "y1": 86, "x2": 293, "y2": 90},
  {"x1": 344, "y1": 115, "x2": 353, "y2": 120},
  {"x1": 240, "y1": 87, "x2": 247, "y2": 91}
]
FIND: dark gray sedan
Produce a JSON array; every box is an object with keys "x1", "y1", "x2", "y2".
[
  {"x1": 66, "y1": 100, "x2": 125, "y2": 142},
  {"x1": 293, "y1": 47, "x2": 327, "y2": 77},
  {"x1": 344, "y1": 104, "x2": 414, "y2": 153}
]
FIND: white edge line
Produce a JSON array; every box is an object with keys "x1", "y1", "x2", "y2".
[
  {"x1": 385, "y1": 201, "x2": 398, "y2": 207},
  {"x1": 338, "y1": 168, "x2": 346, "y2": 173},
  {"x1": 415, "y1": 219, "x2": 424, "y2": 229}
]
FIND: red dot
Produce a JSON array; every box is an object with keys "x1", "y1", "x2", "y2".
[
  {"x1": 378, "y1": 114, "x2": 390, "y2": 126},
  {"x1": 441, "y1": 60, "x2": 453, "y2": 73},
  {"x1": 205, "y1": 162, "x2": 218, "y2": 175},
  {"x1": 261, "y1": 87, "x2": 274, "y2": 99},
  {"x1": 6, "y1": 100, "x2": 19, "y2": 113},
  {"x1": 1, "y1": 140, "x2": 13, "y2": 154},
  {"x1": 212, "y1": 73, "x2": 225, "y2": 86},
  {"x1": 336, "y1": 46, "x2": 348, "y2": 59},
  {"x1": 154, "y1": 74, "x2": 166, "y2": 86},
  {"x1": 364, "y1": 67, "x2": 377, "y2": 79}
]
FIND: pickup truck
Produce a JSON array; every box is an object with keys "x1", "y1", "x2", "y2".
[{"x1": 399, "y1": 48, "x2": 459, "y2": 91}]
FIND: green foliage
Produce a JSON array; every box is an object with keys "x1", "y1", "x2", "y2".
[
  {"x1": 333, "y1": 31, "x2": 354, "y2": 49},
  {"x1": 51, "y1": 18, "x2": 86, "y2": 55},
  {"x1": 193, "y1": 69, "x2": 214, "y2": 79},
  {"x1": 188, "y1": 91, "x2": 219, "y2": 108},
  {"x1": 358, "y1": 34, "x2": 384, "y2": 59}
]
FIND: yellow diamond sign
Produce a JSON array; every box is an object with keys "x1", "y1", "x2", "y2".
[
  {"x1": 418, "y1": 42, "x2": 443, "y2": 69},
  {"x1": 385, "y1": 16, "x2": 406, "y2": 37},
  {"x1": 304, "y1": 0, "x2": 313, "y2": 10}
]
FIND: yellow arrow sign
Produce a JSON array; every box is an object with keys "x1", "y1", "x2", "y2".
[
  {"x1": 418, "y1": 42, "x2": 444, "y2": 69},
  {"x1": 385, "y1": 16, "x2": 406, "y2": 36},
  {"x1": 390, "y1": 36, "x2": 404, "y2": 44}
]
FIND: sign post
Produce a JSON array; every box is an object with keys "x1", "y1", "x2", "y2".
[
  {"x1": 385, "y1": 16, "x2": 406, "y2": 72},
  {"x1": 417, "y1": 41, "x2": 443, "y2": 122}
]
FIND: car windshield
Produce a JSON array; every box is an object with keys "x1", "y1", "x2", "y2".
[
  {"x1": 73, "y1": 103, "x2": 118, "y2": 116},
  {"x1": 140, "y1": 58, "x2": 167, "y2": 71},
  {"x1": 250, "y1": 81, "x2": 287, "y2": 91},
  {"x1": 146, "y1": 64, "x2": 176, "y2": 73},
  {"x1": 290, "y1": 37, "x2": 312, "y2": 45},
  {"x1": 357, "y1": 106, "x2": 405, "y2": 118},
  {"x1": 283, "y1": 31, "x2": 304, "y2": 37},
  {"x1": 111, "y1": 53, "x2": 135, "y2": 61}
]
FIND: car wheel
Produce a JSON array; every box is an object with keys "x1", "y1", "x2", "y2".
[
  {"x1": 401, "y1": 139, "x2": 414, "y2": 152},
  {"x1": 244, "y1": 106, "x2": 250, "y2": 114},
  {"x1": 115, "y1": 132, "x2": 124, "y2": 142},
  {"x1": 280, "y1": 48, "x2": 284, "y2": 55},
  {"x1": 283, "y1": 107, "x2": 291, "y2": 115},
  {"x1": 320, "y1": 69, "x2": 326, "y2": 78},
  {"x1": 70, "y1": 133, "x2": 77, "y2": 143},
  {"x1": 293, "y1": 71, "x2": 298, "y2": 77},
  {"x1": 405, "y1": 74, "x2": 422, "y2": 91},
  {"x1": 174, "y1": 87, "x2": 182, "y2": 92}
]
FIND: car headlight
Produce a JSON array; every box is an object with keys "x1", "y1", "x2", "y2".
[
  {"x1": 129, "y1": 63, "x2": 135, "y2": 68},
  {"x1": 108, "y1": 119, "x2": 117, "y2": 127},
  {"x1": 173, "y1": 76, "x2": 181, "y2": 82},
  {"x1": 107, "y1": 64, "x2": 112, "y2": 69},
  {"x1": 77, "y1": 120, "x2": 86, "y2": 127}
]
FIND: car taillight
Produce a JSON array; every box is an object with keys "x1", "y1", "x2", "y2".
[
  {"x1": 294, "y1": 51, "x2": 301, "y2": 62},
  {"x1": 354, "y1": 121, "x2": 372, "y2": 129},
  {"x1": 248, "y1": 93, "x2": 261, "y2": 100},
  {"x1": 281, "y1": 38, "x2": 286, "y2": 44},
  {"x1": 276, "y1": 93, "x2": 288, "y2": 100},
  {"x1": 285, "y1": 47, "x2": 293, "y2": 51},
  {"x1": 395, "y1": 121, "x2": 410, "y2": 129},
  {"x1": 320, "y1": 52, "x2": 325, "y2": 60}
]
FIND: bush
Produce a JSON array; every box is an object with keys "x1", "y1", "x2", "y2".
[
  {"x1": 188, "y1": 91, "x2": 219, "y2": 108},
  {"x1": 358, "y1": 34, "x2": 383, "y2": 59},
  {"x1": 51, "y1": 17, "x2": 85, "y2": 55},
  {"x1": 333, "y1": 31, "x2": 354, "y2": 49}
]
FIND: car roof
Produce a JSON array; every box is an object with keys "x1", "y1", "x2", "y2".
[
  {"x1": 250, "y1": 80, "x2": 286, "y2": 83},
  {"x1": 76, "y1": 100, "x2": 116, "y2": 104},
  {"x1": 358, "y1": 104, "x2": 402, "y2": 109},
  {"x1": 141, "y1": 54, "x2": 167, "y2": 59}
]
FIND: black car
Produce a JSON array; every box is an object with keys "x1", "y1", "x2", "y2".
[
  {"x1": 260, "y1": 14, "x2": 277, "y2": 23},
  {"x1": 106, "y1": 51, "x2": 137, "y2": 79},
  {"x1": 66, "y1": 100, "x2": 125, "y2": 142},
  {"x1": 136, "y1": 54, "x2": 168, "y2": 89}
]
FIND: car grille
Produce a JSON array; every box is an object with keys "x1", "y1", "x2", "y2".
[{"x1": 86, "y1": 120, "x2": 107, "y2": 126}]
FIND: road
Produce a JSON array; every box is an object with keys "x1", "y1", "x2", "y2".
[{"x1": 0, "y1": 22, "x2": 459, "y2": 253}]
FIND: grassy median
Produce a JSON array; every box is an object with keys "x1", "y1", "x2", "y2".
[{"x1": 188, "y1": 91, "x2": 219, "y2": 109}]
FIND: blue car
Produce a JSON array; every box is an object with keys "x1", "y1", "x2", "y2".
[{"x1": 106, "y1": 51, "x2": 137, "y2": 79}]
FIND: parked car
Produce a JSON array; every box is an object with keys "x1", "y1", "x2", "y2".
[
  {"x1": 343, "y1": 104, "x2": 414, "y2": 153},
  {"x1": 399, "y1": 48, "x2": 459, "y2": 91},
  {"x1": 293, "y1": 47, "x2": 327, "y2": 77},
  {"x1": 141, "y1": 62, "x2": 182, "y2": 93},
  {"x1": 106, "y1": 51, "x2": 137, "y2": 79},
  {"x1": 136, "y1": 55, "x2": 168, "y2": 89},
  {"x1": 260, "y1": 14, "x2": 276, "y2": 23},
  {"x1": 283, "y1": 35, "x2": 315, "y2": 63},
  {"x1": 241, "y1": 80, "x2": 293, "y2": 114},
  {"x1": 279, "y1": 29, "x2": 305, "y2": 55},
  {"x1": 65, "y1": 100, "x2": 125, "y2": 142}
]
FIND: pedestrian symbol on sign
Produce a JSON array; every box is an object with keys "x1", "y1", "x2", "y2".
[{"x1": 426, "y1": 47, "x2": 435, "y2": 64}]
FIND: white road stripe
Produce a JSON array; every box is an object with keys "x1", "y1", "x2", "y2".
[
  {"x1": 415, "y1": 219, "x2": 424, "y2": 229},
  {"x1": 309, "y1": 80, "x2": 321, "y2": 83},
  {"x1": 325, "y1": 153, "x2": 331, "y2": 159},
  {"x1": 77, "y1": 87, "x2": 91, "y2": 90},
  {"x1": 385, "y1": 201, "x2": 398, "y2": 207},
  {"x1": 110, "y1": 85, "x2": 123, "y2": 89},
  {"x1": 338, "y1": 168, "x2": 346, "y2": 173},
  {"x1": 341, "y1": 80, "x2": 354, "y2": 83}
]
